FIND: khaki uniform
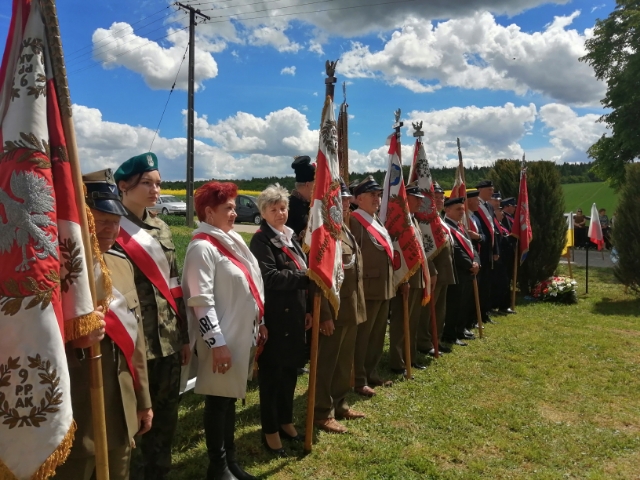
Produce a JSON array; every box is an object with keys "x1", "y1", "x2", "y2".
[
  {"x1": 315, "y1": 226, "x2": 366, "y2": 419},
  {"x1": 114, "y1": 210, "x2": 187, "y2": 479},
  {"x1": 56, "y1": 251, "x2": 151, "y2": 480},
  {"x1": 418, "y1": 233, "x2": 455, "y2": 351},
  {"x1": 349, "y1": 215, "x2": 394, "y2": 388}
]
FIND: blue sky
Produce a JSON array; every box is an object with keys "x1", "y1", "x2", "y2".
[{"x1": 0, "y1": 0, "x2": 615, "y2": 181}]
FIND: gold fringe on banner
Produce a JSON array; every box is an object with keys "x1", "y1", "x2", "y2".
[{"x1": 0, "y1": 421, "x2": 76, "y2": 480}]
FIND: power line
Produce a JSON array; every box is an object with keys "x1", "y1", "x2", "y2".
[
  {"x1": 197, "y1": 0, "x2": 336, "y2": 17},
  {"x1": 65, "y1": 5, "x2": 171, "y2": 58},
  {"x1": 149, "y1": 43, "x2": 190, "y2": 152}
]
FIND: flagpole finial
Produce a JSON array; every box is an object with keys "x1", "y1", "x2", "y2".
[
  {"x1": 457, "y1": 137, "x2": 461, "y2": 150},
  {"x1": 412, "y1": 121, "x2": 424, "y2": 138},
  {"x1": 342, "y1": 81, "x2": 347, "y2": 103},
  {"x1": 393, "y1": 109, "x2": 403, "y2": 137}
]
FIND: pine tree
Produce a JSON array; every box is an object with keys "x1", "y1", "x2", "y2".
[
  {"x1": 612, "y1": 163, "x2": 640, "y2": 294},
  {"x1": 518, "y1": 161, "x2": 566, "y2": 292},
  {"x1": 489, "y1": 159, "x2": 521, "y2": 199}
]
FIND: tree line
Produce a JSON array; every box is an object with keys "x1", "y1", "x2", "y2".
[{"x1": 162, "y1": 161, "x2": 602, "y2": 192}]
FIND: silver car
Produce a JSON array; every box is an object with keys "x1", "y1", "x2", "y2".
[{"x1": 148, "y1": 195, "x2": 187, "y2": 216}]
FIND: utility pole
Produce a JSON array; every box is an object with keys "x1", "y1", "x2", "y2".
[{"x1": 176, "y1": 2, "x2": 210, "y2": 227}]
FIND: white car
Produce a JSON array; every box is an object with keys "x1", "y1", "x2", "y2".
[{"x1": 148, "y1": 195, "x2": 187, "y2": 216}]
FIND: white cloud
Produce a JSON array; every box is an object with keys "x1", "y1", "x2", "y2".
[
  {"x1": 337, "y1": 11, "x2": 603, "y2": 105},
  {"x1": 248, "y1": 24, "x2": 302, "y2": 52},
  {"x1": 538, "y1": 103, "x2": 607, "y2": 163},
  {"x1": 91, "y1": 22, "x2": 219, "y2": 90},
  {"x1": 193, "y1": 107, "x2": 318, "y2": 158},
  {"x1": 280, "y1": 66, "x2": 296, "y2": 76},
  {"x1": 309, "y1": 40, "x2": 324, "y2": 55},
  {"x1": 73, "y1": 104, "x2": 245, "y2": 180}
]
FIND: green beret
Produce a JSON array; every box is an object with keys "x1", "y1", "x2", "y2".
[{"x1": 114, "y1": 152, "x2": 158, "y2": 183}]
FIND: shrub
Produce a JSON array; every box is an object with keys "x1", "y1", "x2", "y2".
[
  {"x1": 489, "y1": 159, "x2": 521, "y2": 199},
  {"x1": 612, "y1": 163, "x2": 640, "y2": 294}
]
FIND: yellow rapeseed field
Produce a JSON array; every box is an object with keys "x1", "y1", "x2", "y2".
[{"x1": 162, "y1": 189, "x2": 262, "y2": 197}]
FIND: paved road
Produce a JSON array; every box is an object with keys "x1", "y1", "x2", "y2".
[
  {"x1": 233, "y1": 223, "x2": 260, "y2": 234},
  {"x1": 560, "y1": 248, "x2": 614, "y2": 268}
]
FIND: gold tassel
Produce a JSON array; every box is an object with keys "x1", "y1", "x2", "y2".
[
  {"x1": 0, "y1": 421, "x2": 77, "y2": 480},
  {"x1": 307, "y1": 268, "x2": 340, "y2": 316}
]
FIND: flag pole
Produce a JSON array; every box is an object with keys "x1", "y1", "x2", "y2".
[
  {"x1": 430, "y1": 299, "x2": 439, "y2": 358},
  {"x1": 586, "y1": 244, "x2": 589, "y2": 294},
  {"x1": 40, "y1": 1, "x2": 109, "y2": 478},
  {"x1": 511, "y1": 239, "x2": 519, "y2": 311},
  {"x1": 458, "y1": 138, "x2": 483, "y2": 338},
  {"x1": 304, "y1": 59, "x2": 338, "y2": 454},
  {"x1": 402, "y1": 290, "x2": 413, "y2": 379}
]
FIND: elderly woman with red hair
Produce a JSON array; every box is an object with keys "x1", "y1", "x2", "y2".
[{"x1": 182, "y1": 181, "x2": 267, "y2": 480}]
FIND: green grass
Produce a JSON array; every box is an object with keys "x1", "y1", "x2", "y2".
[
  {"x1": 165, "y1": 247, "x2": 640, "y2": 479},
  {"x1": 562, "y1": 182, "x2": 619, "y2": 215}
]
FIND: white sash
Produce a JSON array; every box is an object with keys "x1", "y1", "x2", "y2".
[{"x1": 353, "y1": 208, "x2": 394, "y2": 255}]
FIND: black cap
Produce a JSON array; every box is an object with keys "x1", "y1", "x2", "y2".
[
  {"x1": 348, "y1": 179, "x2": 360, "y2": 195},
  {"x1": 492, "y1": 191, "x2": 502, "y2": 200},
  {"x1": 354, "y1": 175, "x2": 382, "y2": 196},
  {"x1": 340, "y1": 181, "x2": 353, "y2": 198},
  {"x1": 466, "y1": 190, "x2": 480, "y2": 198},
  {"x1": 292, "y1": 155, "x2": 316, "y2": 182},
  {"x1": 501, "y1": 197, "x2": 516, "y2": 207},
  {"x1": 475, "y1": 180, "x2": 493, "y2": 189},
  {"x1": 83, "y1": 169, "x2": 128, "y2": 216},
  {"x1": 405, "y1": 180, "x2": 424, "y2": 198},
  {"x1": 444, "y1": 197, "x2": 465, "y2": 207},
  {"x1": 433, "y1": 182, "x2": 444, "y2": 194}
]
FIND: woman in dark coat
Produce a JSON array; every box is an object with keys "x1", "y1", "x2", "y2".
[{"x1": 249, "y1": 184, "x2": 312, "y2": 456}]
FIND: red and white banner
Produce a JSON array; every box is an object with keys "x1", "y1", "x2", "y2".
[
  {"x1": 303, "y1": 96, "x2": 343, "y2": 314},
  {"x1": 408, "y1": 138, "x2": 448, "y2": 260},
  {"x1": 588, "y1": 203, "x2": 604, "y2": 251},
  {"x1": 511, "y1": 167, "x2": 533, "y2": 264},
  {"x1": 380, "y1": 133, "x2": 427, "y2": 295},
  {"x1": 450, "y1": 159, "x2": 469, "y2": 230},
  {"x1": 0, "y1": 0, "x2": 97, "y2": 477}
]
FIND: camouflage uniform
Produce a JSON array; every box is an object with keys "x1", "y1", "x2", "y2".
[{"x1": 115, "y1": 210, "x2": 188, "y2": 480}]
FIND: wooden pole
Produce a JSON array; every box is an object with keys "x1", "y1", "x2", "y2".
[
  {"x1": 304, "y1": 292, "x2": 322, "y2": 453},
  {"x1": 40, "y1": 1, "x2": 109, "y2": 478},
  {"x1": 429, "y1": 297, "x2": 439, "y2": 358},
  {"x1": 586, "y1": 245, "x2": 590, "y2": 294},
  {"x1": 402, "y1": 289, "x2": 413, "y2": 380},
  {"x1": 472, "y1": 277, "x2": 484, "y2": 338},
  {"x1": 511, "y1": 239, "x2": 519, "y2": 311}
]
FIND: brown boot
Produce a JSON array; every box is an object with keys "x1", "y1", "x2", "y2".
[{"x1": 314, "y1": 418, "x2": 348, "y2": 434}]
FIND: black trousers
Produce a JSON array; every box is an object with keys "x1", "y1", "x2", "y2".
[
  {"x1": 443, "y1": 281, "x2": 472, "y2": 341},
  {"x1": 491, "y1": 259, "x2": 511, "y2": 310},
  {"x1": 203, "y1": 396, "x2": 236, "y2": 479},
  {"x1": 477, "y1": 262, "x2": 493, "y2": 317},
  {"x1": 257, "y1": 358, "x2": 298, "y2": 434}
]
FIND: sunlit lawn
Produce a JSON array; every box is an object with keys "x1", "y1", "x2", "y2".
[{"x1": 163, "y1": 241, "x2": 640, "y2": 479}]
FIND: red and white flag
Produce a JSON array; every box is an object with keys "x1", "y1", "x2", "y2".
[
  {"x1": 588, "y1": 203, "x2": 604, "y2": 251},
  {"x1": 303, "y1": 96, "x2": 343, "y2": 314},
  {"x1": 511, "y1": 167, "x2": 533, "y2": 264},
  {"x1": 380, "y1": 133, "x2": 428, "y2": 296},
  {"x1": 408, "y1": 138, "x2": 448, "y2": 260},
  {"x1": 0, "y1": 0, "x2": 99, "y2": 477},
  {"x1": 450, "y1": 157, "x2": 469, "y2": 230}
]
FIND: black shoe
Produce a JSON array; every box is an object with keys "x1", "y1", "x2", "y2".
[
  {"x1": 279, "y1": 428, "x2": 304, "y2": 442},
  {"x1": 261, "y1": 434, "x2": 287, "y2": 458},
  {"x1": 297, "y1": 367, "x2": 309, "y2": 375},
  {"x1": 462, "y1": 329, "x2": 476, "y2": 340},
  {"x1": 453, "y1": 339, "x2": 468, "y2": 346},
  {"x1": 500, "y1": 308, "x2": 516, "y2": 314},
  {"x1": 417, "y1": 348, "x2": 431, "y2": 355},
  {"x1": 411, "y1": 363, "x2": 427, "y2": 370},
  {"x1": 483, "y1": 316, "x2": 497, "y2": 325},
  {"x1": 437, "y1": 344, "x2": 452, "y2": 353},
  {"x1": 492, "y1": 309, "x2": 507, "y2": 316},
  {"x1": 390, "y1": 367, "x2": 407, "y2": 375},
  {"x1": 226, "y1": 450, "x2": 256, "y2": 480}
]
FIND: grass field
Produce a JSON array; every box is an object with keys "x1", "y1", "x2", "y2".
[
  {"x1": 165, "y1": 225, "x2": 640, "y2": 479},
  {"x1": 562, "y1": 182, "x2": 618, "y2": 215}
]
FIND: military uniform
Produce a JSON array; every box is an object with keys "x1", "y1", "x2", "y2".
[
  {"x1": 286, "y1": 190, "x2": 310, "y2": 242},
  {"x1": 417, "y1": 231, "x2": 455, "y2": 352},
  {"x1": 113, "y1": 153, "x2": 188, "y2": 479},
  {"x1": 57, "y1": 251, "x2": 152, "y2": 480},
  {"x1": 349, "y1": 213, "x2": 394, "y2": 388},
  {"x1": 315, "y1": 225, "x2": 366, "y2": 420}
]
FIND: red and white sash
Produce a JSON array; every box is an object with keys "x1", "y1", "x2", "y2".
[
  {"x1": 446, "y1": 218, "x2": 475, "y2": 259},
  {"x1": 477, "y1": 202, "x2": 495, "y2": 246},
  {"x1": 193, "y1": 233, "x2": 265, "y2": 320},
  {"x1": 116, "y1": 216, "x2": 183, "y2": 319},
  {"x1": 351, "y1": 209, "x2": 394, "y2": 260}
]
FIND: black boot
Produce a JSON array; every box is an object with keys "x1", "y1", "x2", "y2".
[
  {"x1": 226, "y1": 446, "x2": 257, "y2": 480},
  {"x1": 223, "y1": 399, "x2": 256, "y2": 480},
  {"x1": 204, "y1": 396, "x2": 238, "y2": 480}
]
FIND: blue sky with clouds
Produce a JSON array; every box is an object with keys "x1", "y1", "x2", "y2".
[{"x1": 0, "y1": 0, "x2": 615, "y2": 181}]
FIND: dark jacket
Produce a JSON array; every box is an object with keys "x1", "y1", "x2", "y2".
[
  {"x1": 250, "y1": 221, "x2": 310, "y2": 367},
  {"x1": 286, "y1": 190, "x2": 310, "y2": 242},
  {"x1": 445, "y1": 217, "x2": 480, "y2": 284}
]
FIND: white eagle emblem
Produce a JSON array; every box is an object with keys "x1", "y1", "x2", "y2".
[{"x1": 0, "y1": 171, "x2": 58, "y2": 272}]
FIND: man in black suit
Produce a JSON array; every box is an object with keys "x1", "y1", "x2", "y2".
[
  {"x1": 473, "y1": 180, "x2": 500, "y2": 324},
  {"x1": 442, "y1": 197, "x2": 480, "y2": 346}
]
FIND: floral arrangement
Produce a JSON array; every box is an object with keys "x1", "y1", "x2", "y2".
[{"x1": 531, "y1": 276, "x2": 578, "y2": 304}]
